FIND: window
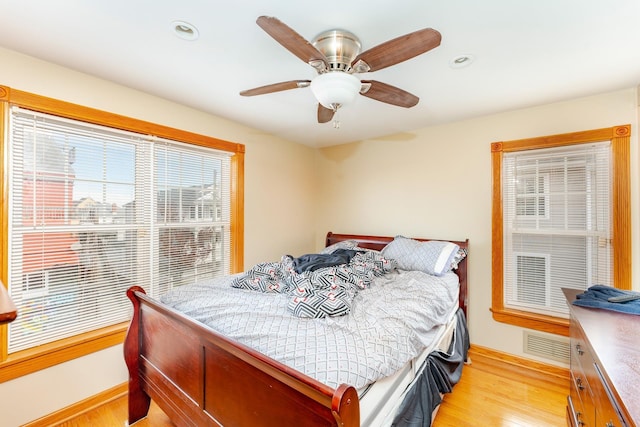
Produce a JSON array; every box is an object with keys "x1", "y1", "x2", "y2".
[
  {"x1": 0, "y1": 86, "x2": 244, "y2": 380},
  {"x1": 491, "y1": 126, "x2": 631, "y2": 336},
  {"x1": 515, "y1": 173, "x2": 548, "y2": 218}
]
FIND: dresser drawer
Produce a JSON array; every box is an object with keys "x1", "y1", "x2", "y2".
[
  {"x1": 571, "y1": 369, "x2": 594, "y2": 426},
  {"x1": 567, "y1": 395, "x2": 582, "y2": 427},
  {"x1": 592, "y1": 364, "x2": 624, "y2": 427},
  {"x1": 571, "y1": 326, "x2": 595, "y2": 426},
  {"x1": 597, "y1": 399, "x2": 623, "y2": 427}
]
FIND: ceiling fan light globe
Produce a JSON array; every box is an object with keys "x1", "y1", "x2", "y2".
[{"x1": 310, "y1": 72, "x2": 361, "y2": 109}]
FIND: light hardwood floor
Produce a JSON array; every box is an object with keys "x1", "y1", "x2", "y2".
[
  {"x1": 58, "y1": 352, "x2": 569, "y2": 427},
  {"x1": 433, "y1": 353, "x2": 568, "y2": 427}
]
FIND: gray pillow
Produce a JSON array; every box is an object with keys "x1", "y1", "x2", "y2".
[{"x1": 381, "y1": 235, "x2": 459, "y2": 276}]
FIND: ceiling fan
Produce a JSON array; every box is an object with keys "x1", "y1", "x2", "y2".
[{"x1": 240, "y1": 16, "x2": 441, "y2": 124}]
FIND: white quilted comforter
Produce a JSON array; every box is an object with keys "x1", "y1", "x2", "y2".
[{"x1": 160, "y1": 269, "x2": 459, "y2": 389}]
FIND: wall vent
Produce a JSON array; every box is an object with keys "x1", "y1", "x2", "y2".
[{"x1": 523, "y1": 331, "x2": 570, "y2": 364}]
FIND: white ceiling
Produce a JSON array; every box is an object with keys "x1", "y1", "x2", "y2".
[{"x1": 1, "y1": 0, "x2": 639, "y2": 148}]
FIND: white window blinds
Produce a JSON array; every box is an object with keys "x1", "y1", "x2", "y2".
[
  {"x1": 8, "y1": 107, "x2": 232, "y2": 353},
  {"x1": 502, "y1": 142, "x2": 612, "y2": 317},
  {"x1": 154, "y1": 140, "x2": 231, "y2": 295}
]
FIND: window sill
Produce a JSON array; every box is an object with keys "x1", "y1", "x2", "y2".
[
  {"x1": 491, "y1": 307, "x2": 569, "y2": 337},
  {"x1": 0, "y1": 322, "x2": 127, "y2": 383}
]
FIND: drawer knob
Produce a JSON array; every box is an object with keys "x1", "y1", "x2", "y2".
[
  {"x1": 575, "y1": 344, "x2": 584, "y2": 355},
  {"x1": 576, "y1": 377, "x2": 585, "y2": 391},
  {"x1": 606, "y1": 422, "x2": 615, "y2": 427}
]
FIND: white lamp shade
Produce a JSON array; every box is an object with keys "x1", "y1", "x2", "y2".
[{"x1": 310, "y1": 72, "x2": 361, "y2": 109}]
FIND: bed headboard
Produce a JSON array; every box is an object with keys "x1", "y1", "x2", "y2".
[{"x1": 325, "y1": 232, "x2": 469, "y2": 320}]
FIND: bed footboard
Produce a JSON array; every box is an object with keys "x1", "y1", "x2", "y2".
[{"x1": 124, "y1": 286, "x2": 360, "y2": 426}]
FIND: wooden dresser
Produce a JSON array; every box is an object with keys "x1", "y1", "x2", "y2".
[{"x1": 564, "y1": 288, "x2": 639, "y2": 427}]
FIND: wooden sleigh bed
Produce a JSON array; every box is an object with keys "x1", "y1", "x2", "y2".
[{"x1": 124, "y1": 232, "x2": 469, "y2": 427}]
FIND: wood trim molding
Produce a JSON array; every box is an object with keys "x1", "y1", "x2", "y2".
[
  {"x1": 231, "y1": 150, "x2": 245, "y2": 273},
  {"x1": 0, "y1": 85, "x2": 8, "y2": 101},
  {"x1": 491, "y1": 308, "x2": 570, "y2": 337},
  {"x1": 0, "y1": 99, "x2": 8, "y2": 361},
  {"x1": 490, "y1": 146, "x2": 504, "y2": 322},
  {"x1": 612, "y1": 126, "x2": 632, "y2": 290},
  {"x1": 0, "y1": 324, "x2": 127, "y2": 383},
  {"x1": 21, "y1": 382, "x2": 127, "y2": 427},
  {"x1": 0, "y1": 85, "x2": 244, "y2": 155},
  {"x1": 493, "y1": 125, "x2": 626, "y2": 152},
  {"x1": 468, "y1": 344, "x2": 570, "y2": 382}
]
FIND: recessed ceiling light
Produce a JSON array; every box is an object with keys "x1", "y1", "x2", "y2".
[
  {"x1": 172, "y1": 20, "x2": 199, "y2": 41},
  {"x1": 449, "y1": 54, "x2": 474, "y2": 69}
]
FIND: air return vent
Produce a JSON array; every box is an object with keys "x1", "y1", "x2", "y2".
[{"x1": 523, "y1": 331, "x2": 570, "y2": 364}]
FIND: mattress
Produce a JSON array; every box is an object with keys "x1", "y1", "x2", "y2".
[
  {"x1": 359, "y1": 303, "x2": 460, "y2": 426},
  {"x1": 160, "y1": 268, "x2": 460, "y2": 390}
]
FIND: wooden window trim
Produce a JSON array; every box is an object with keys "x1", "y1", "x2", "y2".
[
  {"x1": 491, "y1": 125, "x2": 631, "y2": 337},
  {"x1": 0, "y1": 85, "x2": 245, "y2": 381}
]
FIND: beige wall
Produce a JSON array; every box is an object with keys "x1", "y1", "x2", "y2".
[
  {"x1": 0, "y1": 47, "x2": 318, "y2": 426},
  {"x1": 315, "y1": 88, "x2": 639, "y2": 364}
]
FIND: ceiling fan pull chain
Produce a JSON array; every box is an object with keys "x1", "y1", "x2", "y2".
[{"x1": 333, "y1": 108, "x2": 341, "y2": 129}]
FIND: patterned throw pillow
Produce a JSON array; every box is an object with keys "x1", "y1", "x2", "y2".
[
  {"x1": 230, "y1": 261, "x2": 289, "y2": 293},
  {"x1": 320, "y1": 239, "x2": 358, "y2": 254},
  {"x1": 450, "y1": 247, "x2": 468, "y2": 270},
  {"x1": 381, "y1": 236, "x2": 459, "y2": 276},
  {"x1": 287, "y1": 288, "x2": 352, "y2": 318}
]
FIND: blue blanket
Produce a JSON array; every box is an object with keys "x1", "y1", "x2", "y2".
[{"x1": 572, "y1": 285, "x2": 640, "y2": 315}]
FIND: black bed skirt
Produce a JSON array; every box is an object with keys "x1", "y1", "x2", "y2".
[{"x1": 392, "y1": 308, "x2": 470, "y2": 426}]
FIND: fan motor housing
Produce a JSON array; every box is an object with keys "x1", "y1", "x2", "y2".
[{"x1": 312, "y1": 30, "x2": 361, "y2": 72}]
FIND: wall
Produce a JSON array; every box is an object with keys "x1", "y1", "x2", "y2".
[
  {"x1": 0, "y1": 47, "x2": 318, "y2": 426},
  {"x1": 315, "y1": 88, "x2": 639, "y2": 363}
]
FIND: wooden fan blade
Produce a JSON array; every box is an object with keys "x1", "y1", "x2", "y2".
[
  {"x1": 317, "y1": 104, "x2": 335, "y2": 123},
  {"x1": 360, "y1": 80, "x2": 419, "y2": 108},
  {"x1": 240, "y1": 80, "x2": 310, "y2": 96},
  {"x1": 256, "y1": 16, "x2": 328, "y2": 69},
  {"x1": 352, "y1": 28, "x2": 441, "y2": 72}
]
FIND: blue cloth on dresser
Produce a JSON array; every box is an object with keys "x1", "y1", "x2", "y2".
[{"x1": 572, "y1": 285, "x2": 640, "y2": 315}]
